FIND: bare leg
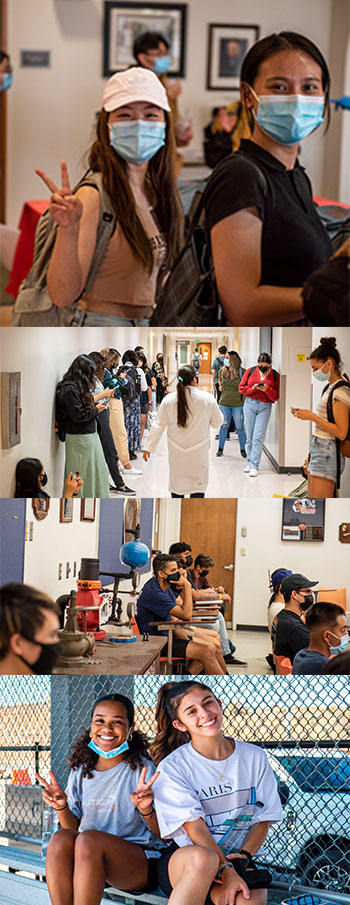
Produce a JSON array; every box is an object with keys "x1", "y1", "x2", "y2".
[
  {"x1": 73, "y1": 830, "x2": 149, "y2": 905},
  {"x1": 186, "y1": 639, "x2": 225, "y2": 675},
  {"x1": 192, "y1": 628, "x2": 227, "y2": 674},
  {"x1": 308, "y1": 475, "x2": 335, "y2": 498},
  {"x1": 141, "y1": 412, "x2": 147, "y2": 438},
  {"x1": 46, "y1": 829, "x2": 78, "y2": 905},
  {"x1": 210, "y1": 883, "x2": 267, "y2": 905},
  {"x1": 168, "y1": 845, "x2": 219, "y2": 905}
]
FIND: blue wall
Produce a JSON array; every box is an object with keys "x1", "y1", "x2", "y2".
[
  {"x1": 0, "y1": 499, "x2": 26, "y2": 586},
  {"x1": 98, "y1": 499, "x2": 154, "y2": 576}
]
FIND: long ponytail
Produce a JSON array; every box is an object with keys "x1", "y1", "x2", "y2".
[
  {"x1": 150, "y1": 680, "x2": 213, "y2": 766},
  {"x1": 177, "y1": 365, "x2": 196, "y2": 428}
]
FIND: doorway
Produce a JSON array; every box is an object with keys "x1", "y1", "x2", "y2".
[{"x1": 180, "y1": 498, "x2": 237, "y2": 625}]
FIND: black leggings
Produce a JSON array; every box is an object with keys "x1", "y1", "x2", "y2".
[{"x1": 98, "y1": 408, "x2": 124, "y2": 489}]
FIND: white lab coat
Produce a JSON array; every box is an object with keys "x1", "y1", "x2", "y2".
[{"x1": 146, "y1": 387, "x2": 223, "y2": 494}]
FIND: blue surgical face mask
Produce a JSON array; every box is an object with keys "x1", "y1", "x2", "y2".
[
  {"x1": 88, "y1": 736, "x2": 129, "y2": 759},
  {"x1": 252, "y1": 91, "x2": 324, "y2": 146},
  {"x1": 313, "y1": 366, "x2": 331, "y2": 382},
  {"x1": 109, "y1": 120, "x2": 166, "y2": 164},
  {"x1": 224, "y1": 358, "x2": 230, "y2": 366},
  {"x1": 327, "y1": 631, "x2": 349, "y2": 657},
  {"x1": 0, "y1": 72, "x2": 13, "y2": 92},
  {"x1": 153, "y1": 55, "x2": 170, "y2": 76}
]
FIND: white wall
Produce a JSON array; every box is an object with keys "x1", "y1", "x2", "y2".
[
  {"x1": 234, "y1": 497, "x2": 350, "y2": 627},
  {"x1": 311, "y1": 327, "x2": 350, "y2": 498},
  {"x1": 0, "y1": 325, "x2": 145, "y2": 497},
  {"x1": 7, "y1": 0, "x2": 346, "y2": 225},
  {"x1": 23, "y1": 497, "x2": 100, "y2": 599},
  {"x1": 265, "y1": 327, "x2": 313, "y2": 469}
]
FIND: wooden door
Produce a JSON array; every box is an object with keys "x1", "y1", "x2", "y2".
[
  {"x1": 180, "y1": 499, "x2": 237, "y2": 625},
  {"x1": 193, "y1": 343, "x2": 211, "y2": 374}
]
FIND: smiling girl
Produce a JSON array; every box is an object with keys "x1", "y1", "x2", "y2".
[
  {"x1": 36, "y1": 693, "x2": 166, "y2": 905},
  {"x1": 151, "y1": 681, "x2": 282, "y2": 905}
]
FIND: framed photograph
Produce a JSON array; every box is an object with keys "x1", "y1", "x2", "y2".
[
  {"x1": 206, "y1": 23, "x2": 260, "y2": 91},
  {"x1": 60, "y1": 498, "x2": 74, "y2": 523},
  {"x1": 32, "y1": 498, "x2": 50, "y2": 521},
  {"x1": 281, "y1": 499, "x2": 325, "y2": 542},
  {"x1": 80, "y1": 499, "x2": 96, "y2": 522},
  {"x1": 103, "y1": 2, "x2": 187, "y2": 77}
]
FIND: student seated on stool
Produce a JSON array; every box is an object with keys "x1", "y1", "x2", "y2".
[{"x1": 292, "y1": 600, "x2": 348, "y2": 674}]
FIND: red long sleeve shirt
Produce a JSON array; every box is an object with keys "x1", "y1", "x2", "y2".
[{"x1": 238, "y1": 366, "x2": 280, "y2": 403}]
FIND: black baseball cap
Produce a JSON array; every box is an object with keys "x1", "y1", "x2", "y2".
[{"x1": 281, "y1": 573, "x2": 318, "y2": 596}]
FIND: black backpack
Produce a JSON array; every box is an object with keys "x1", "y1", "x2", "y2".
[
  {"x1": 117, "y1": 365, "x2": 141, "y2": 404},
  {"x1": 321, "y1": 379, "x2": 350, "y2": 487}
]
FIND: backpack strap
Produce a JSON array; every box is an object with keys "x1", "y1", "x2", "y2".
[
  {"x1": 72, "y1": 172, "x2": 117, "y2": 296},
  {"x1": 324, "y1": 379, "x2": 350, "y2": 489}
]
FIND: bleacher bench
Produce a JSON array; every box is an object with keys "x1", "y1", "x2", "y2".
[{"x1": 0, "y1": 844, "x2": 167, "y2": 905}]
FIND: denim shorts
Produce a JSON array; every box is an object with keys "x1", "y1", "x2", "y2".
[
  {"x1": 70, "y1": 309, "x2": 149, "y2": 327},
  {"x1": 309, "y1": 435, "x2": 345, "y2": 481}
]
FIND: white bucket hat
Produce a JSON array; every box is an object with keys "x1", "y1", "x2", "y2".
[{"x1": 102, "y1": 66, "x2": 170, "y2": 113}]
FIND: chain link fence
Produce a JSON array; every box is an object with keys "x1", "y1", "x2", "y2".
[{"x1": 0, "y1": 674, "x2": 349, "y2": 897}]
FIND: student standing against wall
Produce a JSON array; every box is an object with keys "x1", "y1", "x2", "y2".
[{"x1": 239, "y1": 353, "x2": 280, "y2": 477}]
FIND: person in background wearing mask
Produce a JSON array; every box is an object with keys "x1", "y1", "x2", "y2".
[
  {"x1": 100, "y1": 347, "x2": 142, "y2": 477},
  {"x1": 21, "y1": 68, "x2": 183, "y2": 327},
  {"x1": 0, "y1": 583, "x2": 60, "y2": 675},
  {"x1": 216, "y1": 351, "x2": 247, "y2": 458},
  {"x1": 152, "y1": 352, "x2": 167, "y2": 405},
  {"x1": 133, "y1": 31, "x2": 193, "y2": 172},
  {"x1": 169, "y1": 543, "x2": 244, "y2": 667},
  {"x1": 291, "y1": 336, "x2": 350, "y2": 498},
  {"x1": 88, "y1": 352, "x2": 136, "y2": 495},
  {"x1": 211, "y1": 346, "x2": 227, "y2": 402},
  {"x1": 14, "y1": 457, "x2": 82, "y2": 498},
  {"x1": 204, "y1": 31, "x2": 334, "y2": 325},
  {"x1": 274, "y1": 573, "x2": 318, "y2": 664},
  {"x1": 292, "y1": 601, "x2": 348, "y2": 675},
  {"x1": 266, "y1": 567, "x2": 292, "y2": 670},
  {"x1": 0, "y1": 51, "x2": 13, "y2": 91},
  {"x1": 239, "y1": 353, "x2": 280, "y2": 477},
  {"x1": 187, "y1": 554, "x2": 246, "y2": 666},
  {"x1": 137, "y1": 554, "x2": 226, "y2": 674}
]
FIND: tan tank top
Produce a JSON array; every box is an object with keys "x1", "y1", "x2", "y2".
[{"x1": 80, "y1": 180, "x2": 167, "y2": 318}]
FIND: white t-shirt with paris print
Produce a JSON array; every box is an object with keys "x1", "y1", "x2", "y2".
[{"x1": 153, "y1": 739, "x2": 282, "y2": 854}]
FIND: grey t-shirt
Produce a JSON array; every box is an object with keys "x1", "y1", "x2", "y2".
[
  {"x1": 66, "y1": 756, "x2": 165, "y2": 858},
  {"x1": 292, "y1": 648, "x2": 329, "y2": 675}
]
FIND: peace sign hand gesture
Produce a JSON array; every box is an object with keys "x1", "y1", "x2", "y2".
[
  {"x1": 35, "y1": 770, "x2": 68, "y2": 811},
  {"x1": 129, "y1": 766, "x2": 160, "y2": 814},
  {"x1": 35, "y1": 161, "x2": 83, "y2": 229}
]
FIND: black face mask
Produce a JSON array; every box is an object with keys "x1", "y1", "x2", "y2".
[
  {"x1": 185, "y1": 555, "x2": 193, "y2": 567},
  {"x1": 165, "y1": 571, "x2": 181, "y2": 585},
  {"x1": 258, "y1": 366, "x2": 270, "y2": 374},
  {"x1": 40, "y1": 473, "x2": 48, "y2": 487},
  {"x1": 19, "y1": 640, "x2": 61, "y2": 675},
  {"x1": 200, "y1": 569, "x2": 209, "y2": 577},
  {"x1": 298, "y1": 593, "x2": 314, "y2": 611}
]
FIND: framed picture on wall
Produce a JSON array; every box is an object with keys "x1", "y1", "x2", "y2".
[
  {"x1": 103, "y1": 1, "x2": 187, "y2": 77},
  {"x1": 207, "y1": 23, "x2": 260, "y2": 91},
  {"x1": 80, "y1": 499, "x2": 96, "y2": 522},
  {"x1": 60, "y1": 498, "x2": 74, "y2": 523},
  {"x1": 32, "y1": 498, "x2": 50, "y2": 521},
  {"x1": 281, "y1": 499, "x2": 325, "y2": 542}
]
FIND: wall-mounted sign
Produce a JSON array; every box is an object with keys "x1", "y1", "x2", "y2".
[
  {"x1": 1, "y1": 372, "x2": 21, "y2": 448},
  {"x1": 297, "y1": 354, "x2": 306, "y2": 362},
  {"x1": 21, "y1": 51, "x2": 51, "y2": 67}
]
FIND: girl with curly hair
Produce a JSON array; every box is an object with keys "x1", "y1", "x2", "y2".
[
  {"x1": 56, "y1": 354, "x2": 112, "y2": 497},
  {"x1": 36, "y1": 693, "x2": 167, "y2": 905}
]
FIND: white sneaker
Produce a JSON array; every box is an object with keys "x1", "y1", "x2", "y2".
[
  {"x1": 122, "y1": 465, "x2": 143, "y2": 476},
  {"x1": 243, "y1": 464, "x2": 250, "y2": 473},
  {"x1": 249, "y1": 468, "x2": 258, "y2": 477}
]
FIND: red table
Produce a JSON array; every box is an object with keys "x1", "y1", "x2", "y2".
[{"x1": 6, "y1": 199, "x2": 49, "y2": 297}]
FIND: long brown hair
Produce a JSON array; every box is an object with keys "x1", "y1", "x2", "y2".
[
  {"x1": 87, "y1": 110, "x2": 184, "y2": 274},
  {"x1": 177, "y1": 365, "x2": 196, "y2": 428},
  {"x1": 150, "y1": 680, "x2": 215, "y2": 766},
  {"x1": 221, "y1": 351, "x2": 242, "y2": 382}
]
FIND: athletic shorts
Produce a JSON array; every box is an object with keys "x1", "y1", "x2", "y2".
[
  {"x1": 156, "y1": 842, "x2": 213, "y2": 904},
  {"x1": 309, "y1": 435, "x2": 345, "y2": 482}
]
